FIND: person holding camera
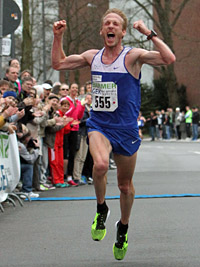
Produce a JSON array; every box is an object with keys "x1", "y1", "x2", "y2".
[{"x1": 17, "y1": 123, "x2": 40, "y2": 199}]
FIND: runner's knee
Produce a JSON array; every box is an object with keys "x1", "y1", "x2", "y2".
[
  {"x1": 118, "y1": 182, "x2": 135, "y2": 196},
  {"x1": 93, "y1": 159, "x2": 109, "y2": 174}
]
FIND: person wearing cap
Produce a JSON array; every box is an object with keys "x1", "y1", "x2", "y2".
[
  {"x1": 3, "y1": 90, "x2": 17, "y2": 106},
  {"x1": 2, "y1": 90, "x2": 23, "y2": 120},
  {"x1": 42, "y1": 83, "x2": 52, "y2": 102}
]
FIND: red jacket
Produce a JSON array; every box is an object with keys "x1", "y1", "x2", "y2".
[
  {"x1": 57, "y1": 109, "x2": 73, "y2": 134},
  {"x1": 66, "y1": 96, "x2": 85, "y2": 131}
]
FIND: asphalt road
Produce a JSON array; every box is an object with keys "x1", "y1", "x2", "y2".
[{"x1": 1, "y1": 140, "x2": 200, "y2": 267}]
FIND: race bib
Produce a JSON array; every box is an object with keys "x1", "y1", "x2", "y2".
[{"x1": 92, "y1": 82, "x2": 118, "y2": 112}]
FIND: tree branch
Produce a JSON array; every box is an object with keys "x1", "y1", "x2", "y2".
[
  {"x1": 171, "y1": 0, "x2": 190, "y2": 27},
  {"x1": 132, "y1": 0, "x2": 161, "y2": 31}
]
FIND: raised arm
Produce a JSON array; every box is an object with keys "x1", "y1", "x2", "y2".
[
  {"x1": 133, "y1": 20, "x2": 176, "y2": 66},
  {"x1": 51, "y1": 20, "x2": 97, "y2": 70}
]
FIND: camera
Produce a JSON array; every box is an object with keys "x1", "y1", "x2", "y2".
[{"x1": 27, "y1": 138, "x2": 38, "y2": 149}]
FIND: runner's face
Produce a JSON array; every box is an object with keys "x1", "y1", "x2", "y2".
[{"x1": 100, "y1": 13, "x2": 126, "y2": 47}]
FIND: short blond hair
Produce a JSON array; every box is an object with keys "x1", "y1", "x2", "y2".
[{"x1": 101, "y1": 8, "x2": 128, "y2": 31}]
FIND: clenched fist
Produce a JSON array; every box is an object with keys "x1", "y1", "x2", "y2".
[
  {"x1": 133, "y1": 20, "x2": 151, "y2": 36},
  {"x1": 53, "y1": 20, "x2": 67, "y2": 36}
]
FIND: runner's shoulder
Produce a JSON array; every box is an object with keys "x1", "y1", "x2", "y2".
[
  {"x1": 127, "y1": 47, "x2": 147, "y2": 58},
  {"x1": 126, "y1": 47, "x2": 148, "y2": 68},
  {"x1": 82, "y1": 49, "x2": 99, "y2": 64}
]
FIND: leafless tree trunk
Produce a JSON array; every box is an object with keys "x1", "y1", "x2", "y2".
[{"x1": 21, "y1": 0, "x2": 33, "y2": 73}]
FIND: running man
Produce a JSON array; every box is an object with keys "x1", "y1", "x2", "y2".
[{"x1": 52, "y1": 8, "x2": 176, "y2": 260}]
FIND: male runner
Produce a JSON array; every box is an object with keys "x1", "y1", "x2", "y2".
[{"x1": 52, "y1": 8, "x2": 176, "y2": 260}]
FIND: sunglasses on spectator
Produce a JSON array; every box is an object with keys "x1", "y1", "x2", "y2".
[{"x1": 61, "y1": 88, "x2": 69, "y2": 91}]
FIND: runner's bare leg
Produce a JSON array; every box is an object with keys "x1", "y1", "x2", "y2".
[
  {"x1": 114, "y1": 153, "x2": 137, "y2": 224},
  {"x1": 88, "y1": 131, "x2": 112, "y2": 204}
]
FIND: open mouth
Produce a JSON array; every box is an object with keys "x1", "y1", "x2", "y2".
[{"x1": 107, "y1": 33, "x2": 115, "y2": 39}]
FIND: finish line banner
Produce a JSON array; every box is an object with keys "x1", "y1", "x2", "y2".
[{"x1": 0, "y1": 132, "x2": 20, "y2": 203}]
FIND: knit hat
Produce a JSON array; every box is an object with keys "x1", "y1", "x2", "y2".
[{"x1": 3, "y1": 91, "x2": 17, "y2": 98}]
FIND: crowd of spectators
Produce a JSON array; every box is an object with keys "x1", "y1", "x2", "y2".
[
  {"x1": 139, "y1": 107, "x2": 200, "y2": 141},
  {"x1": 0, "y1": 58, "x2": 98, "y2": 199}
]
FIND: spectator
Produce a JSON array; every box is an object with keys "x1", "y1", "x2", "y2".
[
  {"x1": 80, "y1": 81, "x2": 92, "y2": 104},
  {"x1": 43, "y1": 94, "x2": 69, "y2": 187},
  {"x1": 137, "y1": 111, "x2": 146, "y2": 139},
  {"x1": 4, "y1": 66, "x2": 19, "y2": 91},
  {"x1": 44, "y1": 80, "x2": 53, "y2": 87},
  {"x1": 155, "y1": 110, "x2": 162, "y2": 139},
  {"x1": 64, "y1": 83, "x2": 85, "y2": 186},
  {"x1": 185, "y1": 106, "x2": 192, "y2": 138},
  {"x1": 20, "y1": 69, "x2": 32, "y2": 80},
  {"x1": 164, "y1": 111, "x2": 171, "y2": 140},
  {"x1": 59, "y1": 83, "x2": 69, "y2": 98},
  {"x1": 191, "y1": 106, "x2": 199, "y2": 140},
  {"x1": 17, "y1": 76, "x2": 34, "y2": 101},
  {"x1": 52, "y1": 84, "x2": 61, "y2": 95},
  {"x1": 161, "y1": 109, "x2": 166, "y2": 139},
  {"x1": 174, "y1": 107, "x2": 183, "y2": 140},
  {"x1": 8, "y1": 58, "x2": 20, "y2": 71},
  {"x1": 0, "y1": 106, "x2": 18, "y2": 129},
  {"x1": 73, "y1": 93, "x2": 92, "y2": 185},
  {"x1": 17, "y1": 124, "x2": 40, "y2": 199},
  {"x1": 0, "y1": 80, "x2": 13, "y2": 97},
  {"x1": 78, "y1": 86, "x2": 85, "y2": 101},
  {"x1": 147, "y1": 112, "x2": 157, "y2": 141},
  {"x1": 42, "y1": 83, "x2": 52, "y2": 102},
  {"x1": 85, "y1": 81, "x2": 92, "y2": 93}
]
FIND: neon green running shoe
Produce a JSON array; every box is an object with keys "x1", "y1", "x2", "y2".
[
  {"x1": 113, "y1": 221, "x2": 128, "y2": 260},
  {"x1": 91, "y1": 209, "x2": 110, "y2": 241}
]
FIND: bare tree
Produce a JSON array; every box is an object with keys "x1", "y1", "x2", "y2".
[
  {"x1": 58, "y1": 0, "x2": 108, "y2": 84},
  {"x1": 21, "y1": 0, "x2": 33, "y2": 73}
]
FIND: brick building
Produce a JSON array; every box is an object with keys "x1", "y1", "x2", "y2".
[{"x1": 173, "y1": 0, "x2": 200, "y2": 106}]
